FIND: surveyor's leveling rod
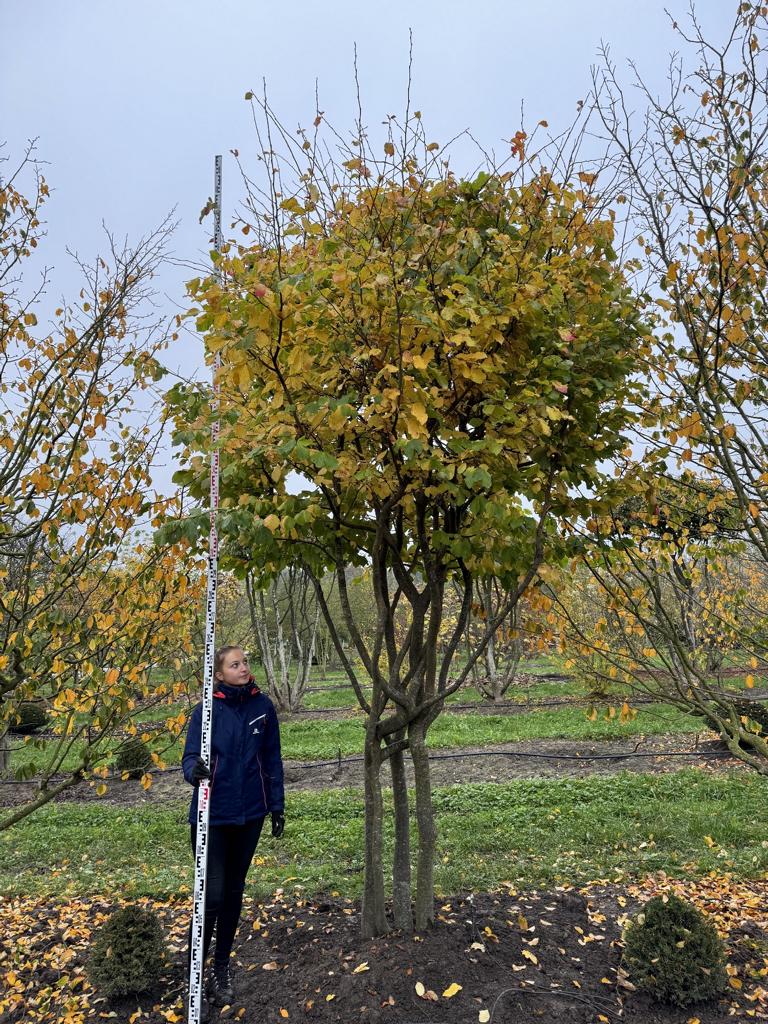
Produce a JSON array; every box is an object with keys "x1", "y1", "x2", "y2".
[{"x1": 188, "y1": 154, "x2": 223, "y2": 1024}]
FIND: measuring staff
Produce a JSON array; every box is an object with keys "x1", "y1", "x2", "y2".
[{"x1": 186, "y1": 156, "x2": 285, "y2": 1024}]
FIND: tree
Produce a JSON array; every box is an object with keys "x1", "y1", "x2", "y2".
[
  {"x1": 578, "y1": 2, "x2": 768, "y2": 766},
  {"x1": 245, "y1": 564, "x2": 322, "y2": 712},
  {"x1": 0, "y1": 149, "x2": 202, "y2": 826},
  {"x1": 167, "y1": 103, "x2": 646, "y2": 935},
  {"x1": 458, "y1": 580, "x2": 530, "y2": 701},
  {"x1": 556, "y1": 480, "x2": 768, "y2": 770}
]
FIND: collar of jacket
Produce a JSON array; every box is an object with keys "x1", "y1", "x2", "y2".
[{"x1": 213, "y1": 679, "x2": 262, "y2": 701}]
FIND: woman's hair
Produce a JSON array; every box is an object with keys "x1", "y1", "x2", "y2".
[{"x1": 214, "y1": 645, "x2": 246, "y2": 678}]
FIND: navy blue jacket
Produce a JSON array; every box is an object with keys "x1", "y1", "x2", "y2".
[{"x1": 182, "y1": 681, "x2": 285, "y2": 826}]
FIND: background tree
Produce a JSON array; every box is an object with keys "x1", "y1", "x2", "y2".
[
  {"x1": 571, "y1": 1, "x2": 768, "y2": 764},
  {"x1": 245, "y1": 564, "x2": 322, "y2": 712},
  {"x1": 0, "y1": 150, "x2": 202, "y2": 825},
  {"x1": 556, "y1": 480, "x2": 768, "y2": 770},
  {"x1": 458, "y1": 580, "x2": 531, "y2": 701},
  {"x1": 168, "y1": 104, "x2": 647, "y2": 935}
]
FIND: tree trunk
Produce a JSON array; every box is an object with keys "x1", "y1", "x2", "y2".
[
  {"x1": 409, "y1": 720, "x2": 436, "y2": 931},
  {"x1": 272, "y1": 588, "x2": 291, "y2": 697},
  {"x1": 0, "y1": 728, "x2": 10, "y2": 773},
  {"x1": 248, "y1": 585, "x2": 278, "y2": 692},
  {"x1": 387, "y1": 730, "x2": 412, "y2": 932},
  {"x1": 361, "y1": 727, "x2": 388, "y2": 938}
]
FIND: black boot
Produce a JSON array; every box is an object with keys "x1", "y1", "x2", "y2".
[{"x1": 208, "y1": 962, "x2": 234, "y2": 1007}]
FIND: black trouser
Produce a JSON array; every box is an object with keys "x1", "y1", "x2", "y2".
[{"x1": 188, "y1": 817, "x2": 265, "y2": 970}]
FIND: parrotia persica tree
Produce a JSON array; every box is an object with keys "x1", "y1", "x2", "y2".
[
  {"x1": 0, "y1": 150, "x2": 203, "y2": 828},
  {"x1": 568, "y1": 2, "x2": 768, "y2": 766},
  {"x1": 168, "y1": 105, "x2": 647, "y2": 935},
  {"x1": 554, "y1": 478, "x2": 768, "y2": 772}
]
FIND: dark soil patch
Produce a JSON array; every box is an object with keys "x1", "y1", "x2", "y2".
[
  {"x1": 4, "y1": 885, "x2": 764, "y2": 1023},
  {"x1": 0, "y1": 735, "x2": 743, "y2": 810}
]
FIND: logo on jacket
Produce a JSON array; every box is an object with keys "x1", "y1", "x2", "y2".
[{"x1": 249, "y1": 714, "x2": 267, "y2": 735}]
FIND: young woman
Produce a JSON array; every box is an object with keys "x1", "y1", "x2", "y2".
[{"x1": 182, "y1": 645, "x2": 285, "y2": 1013}]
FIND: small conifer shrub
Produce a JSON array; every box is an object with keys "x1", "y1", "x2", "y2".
[
  {"x1": 622, "y1": 893, "x2": 727, "y2": 1006},
  {"x1": 9, "y1": 702, "x2": 49, "y2": 734},
  {"x1": 113, "y1": 737, "x2": 152, "y2": 779},
  {"x1": 88, "y1": 905, "x2": 166, "y2": 998}
]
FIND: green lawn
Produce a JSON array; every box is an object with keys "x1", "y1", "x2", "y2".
[
  {"x1": 1, "y1": 770, "x2": 765, "y2": 900},
  {"x1": 300, "y1": 676, "x2": 589, "y2": 710}
]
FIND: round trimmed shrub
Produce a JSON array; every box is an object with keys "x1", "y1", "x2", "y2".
[
  {"x1": 88, "y1": 905, "x2": 166, "y2": 998},
  {"x1": 88, "y1": 909, "x2": 166, "y2": 995},
  {"x1": 732, "y1": 698, "x2": 768, "y2": 735},
  {"x1": 622, "y1": 893, "x2": 727, "y2": 1006},
  {"x1": 9, "y1": 702, "x2": 49, "y2": 734},
  {"x1": 114, "y1": 737, "x2": 152, "y2": 779}
]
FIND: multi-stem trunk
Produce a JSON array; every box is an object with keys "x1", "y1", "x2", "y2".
[
  {"x1": 409, "y1": 718, "x2": 436, "y2": 931},
  {"x1": 361, "y1": 725, "x2": 388, "y2": 938},
  {"x1": 387, "y1": 729, "x2": 412, "y2": 931}
]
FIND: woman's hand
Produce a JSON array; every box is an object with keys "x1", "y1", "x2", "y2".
[
  {"x1": 191, "y1": 757, "x2": 211, "y2": 784},
  {"x1": 271, "y1": 812, "x2": 285, "y2": 838}
]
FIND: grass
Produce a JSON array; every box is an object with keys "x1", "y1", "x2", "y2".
[
  {"x1": 1, "y1": 769, "x2": 765, "y2": 901},
  {"x1": 300, "y1": 676, "x2": 588, "y2": 709},
  {"x1": 5, "y1": 702, "x2": 710, "y2": 776}
]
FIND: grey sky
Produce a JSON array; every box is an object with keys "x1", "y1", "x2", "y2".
[{"x1": 2, "y1": 0, "x2": 738, "y2": 489}]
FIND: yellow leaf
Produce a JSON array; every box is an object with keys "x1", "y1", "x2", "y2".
[
  {"x1": 262, "y1": 514, "x2": 280, "y2": 533},
  {"x1": 729, "y1": 977, "x2": 742, "y2": 990},
  {"x1": 352, "y1": 962, "x2": 370, "y2": 974},
  {"x1": 746, "y1": 675, "x2": 755, "y2": 688},
  {"x1": 479, "y1": 1012, "x2": 491, "y2": 1024},
  {"x1": 411, "y1": 402, "x2": 428, "y2": 425},
  {"x1": 518, "y1": 914, "x2": 529, "y2": 930},
  {"x1": 384, "y1": 142, "x2": 395, "y2": 156},
  {"x1": 279, "y1": 1010, "x2": 289, "y2": 1018},
  {"x1": 415, "y1": 981, "x2": 426, "y2": 997},
  {"x1": 233, "y1": 363, "x2": 252, "y2": 390},
  {"x1": 443, "y1": 983, "x2": 462, "y2": 998},
  {"x1": 522, "y1": 949, "x2": 538, "y2": 964},
  {"x1": 96, "y1": 783, "x2": 107, "y2": 797},
  {"x1": 140, "y1": 773, "x2": 153, "y2": 791},
  {"x1": 326, "y1": 993, "x2": 335, "y2": 1001}
]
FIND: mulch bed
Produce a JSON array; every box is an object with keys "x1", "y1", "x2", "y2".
[{"x1": 2, "y1": 876, "x2": 766, "y2": 1023}]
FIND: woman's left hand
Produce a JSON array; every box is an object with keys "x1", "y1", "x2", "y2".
[{"x1": 271, "y1": 812, "x2": 285, "y2": 839}]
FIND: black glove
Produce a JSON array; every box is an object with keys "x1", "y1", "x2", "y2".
[
  {"x1": 271, "y1": 811, "x2": 285, "y2": 838},
  {"x1": 190, "y1": 757, "x2": 210, "y2": 784}
]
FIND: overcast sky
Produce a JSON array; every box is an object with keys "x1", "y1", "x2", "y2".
[{"x1": 2, "y1": 0, "x2": 738, "y2": 489}]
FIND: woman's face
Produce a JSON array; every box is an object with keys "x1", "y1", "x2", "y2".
[{"x1": 216, "y1": 649, "x2": 251, "y2": 687}]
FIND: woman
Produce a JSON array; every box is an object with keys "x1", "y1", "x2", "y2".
[{"x1": 182, "y1": 645, "x2": 285, "y2": 1013}]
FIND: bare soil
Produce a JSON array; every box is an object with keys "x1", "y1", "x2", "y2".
[{"x1": 6, "y1": 886, "x2": 764, "y2": 1023}]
